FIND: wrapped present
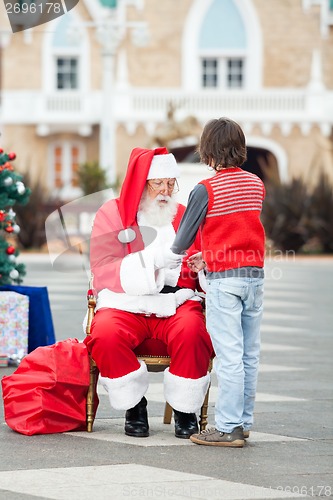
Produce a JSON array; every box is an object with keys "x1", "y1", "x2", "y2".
[
  {"x1": 0, "y1": 291, "x2": 29, "y2": 364},
  {"x1": 0, "y1": 354, "x2": 8, "y2": 367},
  {"x1": 0, "y1": 285, "x2": 55, "y2": 352}
]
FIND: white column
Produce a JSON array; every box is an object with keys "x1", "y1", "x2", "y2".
[{"x1": 100, "y1": 44, "x2": 116, "y2": 186}]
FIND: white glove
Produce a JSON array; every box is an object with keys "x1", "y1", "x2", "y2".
[{"x1": 154, "y1": 248, "x2": 184, "y2": 269}]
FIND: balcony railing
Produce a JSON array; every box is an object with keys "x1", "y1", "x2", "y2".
[
  {"x1": 131, "y1": 90, "x2": 307, "y2": 116},
  {"x1": 0, "y1": 87, "x2": 332, "y2": 126},
  {"x1": 46, "y1": 94, "x2": 83, "y2": 113}
]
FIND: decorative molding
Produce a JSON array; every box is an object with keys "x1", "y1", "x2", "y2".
[
  {"x1": 242, "y1": 122, "x2": 254, "y2": 135},
  {"x1": 300, "y1": 122, "x2": 312, "y2": 136},
  {"x1": 144, "y1": 122, "x2": 156, "y2": 136},
  {"x1": 320, "y1": 122, "x2": 332, "y2": 136},
  {"x1": 280, "y1": 122, "x2": 293, "y2": 137},
  {"x1": 78, "y1": 125, "x2": 92, "y2": 136},
  {"x1": 36, "y1": 124, "x2": 50, "y2": 136},
  {"x1": 124, "y1": 121, "x2": 137, "y2": 135},
  {"x1": 23, "y1": 28, "x2": 32, "y2": 44},
  {"x1": 261, "y1": 122, "x2": 273, "y2": 136},
  {"x1": 0, "y1": 31, "x2": 12, "y2": 48}
]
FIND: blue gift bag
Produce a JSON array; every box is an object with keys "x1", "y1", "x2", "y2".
[{"x1": 0, "y1": 285, "x2": 56, "y2": 352}]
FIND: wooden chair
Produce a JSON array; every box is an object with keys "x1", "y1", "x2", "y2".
[{"x1": 85, "y1": 286, "x2": 213, "y2": 433}]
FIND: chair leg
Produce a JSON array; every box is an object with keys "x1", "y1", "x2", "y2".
[
  {"x1": 86, "y1": 357, "x2": 99, "y2": 432},
  {"x1": 163, "y1": 402, "x2": 173, "y2": 424},
  {"x1": 199, "y1": 383, "x2": 210, "y2": 431}
]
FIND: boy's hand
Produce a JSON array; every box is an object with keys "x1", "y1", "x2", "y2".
[{"x1": 187, "y1": 252, "x2": 206, "y2": 273}]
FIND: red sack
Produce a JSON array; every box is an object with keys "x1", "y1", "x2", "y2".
[{"x1": 1, "y1": 338, "x2": 98, "y2": 435}]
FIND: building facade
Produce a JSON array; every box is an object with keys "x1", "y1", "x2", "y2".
[{"x1": 0, "y1": 0, "x2": 332, "y2": 201}]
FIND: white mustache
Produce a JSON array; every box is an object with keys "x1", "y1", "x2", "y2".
[{"x1": 156, "y1": 194, "x2": 170, "y2": 202}]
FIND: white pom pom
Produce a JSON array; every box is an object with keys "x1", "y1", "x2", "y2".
[
  {"x1": 3, "y1": 177, "x2": 13, "y2": 186},
  {"x1": 16, "y1": 182, "x2": 26, "y2": 195},
  {"x1": 9, "y1": 269, "x2": 19, "y2": 279}
]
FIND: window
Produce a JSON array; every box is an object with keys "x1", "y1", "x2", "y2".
[
  {"x1": 227, "y1": 59, "x2": 244, "y2": 88},
  {"x1": 183, "y1": 0, "x2": 262, "y2": 91},
  {"x1": 54, "y1": 146, "x2": 63, "y2": 188},
  {"x1": 201, "y1": 57, "x2": 244, "y2": 89},
  {"x1": 42, "y1": 13, "x2": 89, "y2": 93},
  {"x1": 56, "y1": 57, "x2": 78, "y2": 90},
  {"x1": 202, "y1": 59, "x2": 218, "y2": 88},
  {"x1": 49, "y1": 142, "x2": 84, "y2": 198},
  {"x1": 199, "y1": 0, "x2": 247, "y2": 90},
  {"x1": 71, "y1": 145, "x2": 79, "y2": 187}
]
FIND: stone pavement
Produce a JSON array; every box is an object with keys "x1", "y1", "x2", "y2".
[{"x1": 0, "y1": 253, "x2": 332, "y2": 500}]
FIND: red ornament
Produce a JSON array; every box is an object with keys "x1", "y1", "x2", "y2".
[
  {"x1": 5, "y1": 225, "x2": 14, "y2": 233},
  {"x1": 6, "y1": 246, "x2": 15, "y2": 255},
  {"x1": 8, "y1": 152, "x2": 16, "y2": 160},
  {"x1": 0, "y1": 211, "x2": 5, "y2": 222},
  {"x1": 0, "y1": 148, "x2": 3, "y2": 153}
]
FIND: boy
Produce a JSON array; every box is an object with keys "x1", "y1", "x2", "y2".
[{"x1": 171, "y1": 117, "x2": 265, "y2": 447}]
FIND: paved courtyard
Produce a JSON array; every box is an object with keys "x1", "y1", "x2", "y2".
[{"x1": 0, "y1": 253, "x2": 332, "y2": 499}]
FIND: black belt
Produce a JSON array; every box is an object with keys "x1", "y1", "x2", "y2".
[{"x1": 159, "y1": 285, "x2": 182, "y2": 294}]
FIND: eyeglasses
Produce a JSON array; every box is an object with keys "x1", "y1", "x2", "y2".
[{"x1": 147, "y1": 179, "x2": 179, "y2": 193}]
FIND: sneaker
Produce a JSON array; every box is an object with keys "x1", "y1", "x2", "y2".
[
  {"x1": 243, "y1": 430, "x2": 250, "y2": 439},
  {"x1": 190, "y1": 426, "x2": 244, "y2": 447}
]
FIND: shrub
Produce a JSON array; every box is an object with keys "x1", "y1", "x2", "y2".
[
  {"x1": 262, "y1": 178, "x2": 312, "y2": 253},
  {"x1": 14, "y1": 172, "x2": 57, "y2": 249},
  {"x1": 77, "y1": 162, "x2": 108, "y2": 195},
  {"x1": 262, "y1": 172, "x2": 333, "y2": 254},
  {"x1": 308, "y1": 172, "x2": 333, "y2": 253}
]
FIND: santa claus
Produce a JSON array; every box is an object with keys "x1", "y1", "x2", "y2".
[{"x1": 85, "y1": 147, "x2": 213, "y2": 438}]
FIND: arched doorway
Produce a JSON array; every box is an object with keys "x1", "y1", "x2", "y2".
[{"x1": 243, "y1": 147, "x2": 280, "y2": 183}]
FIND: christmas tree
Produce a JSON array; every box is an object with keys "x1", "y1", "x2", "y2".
[{"x1": 0, "y1": 148, "x2": 31, "y2": 285}]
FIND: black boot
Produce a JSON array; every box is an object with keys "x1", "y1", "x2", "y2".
[
  {"x1": 125, "y1": 397, "x2": 149, "y2": 437},
  {"x1": 173, "y1": 409, "x2": 199, "y2": 439}
]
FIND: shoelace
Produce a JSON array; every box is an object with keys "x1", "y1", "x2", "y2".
[{"x1": 200, "y1": 427, "x2": 220, "y2": 435}]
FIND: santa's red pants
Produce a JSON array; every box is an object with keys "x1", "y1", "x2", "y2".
[{"x1": 84, "y1": 300, "x2": 213, "y2": 379}]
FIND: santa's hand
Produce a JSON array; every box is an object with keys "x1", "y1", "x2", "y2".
[{"x1": 155, "y1": 248, "x2": 184, "y2": 269}]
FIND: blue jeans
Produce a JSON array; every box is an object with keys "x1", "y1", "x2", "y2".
[{"x1": 206, "y1": 277, "x2": 264, "y2": 433}]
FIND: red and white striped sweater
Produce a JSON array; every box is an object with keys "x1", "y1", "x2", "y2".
[{"x1": 199, "y1": 167, "x2": 265, "y2": 272}]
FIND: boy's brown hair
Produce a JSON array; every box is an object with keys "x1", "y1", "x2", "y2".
[{"x1": 198, "y1": 117, "x2": 247, "y2": 170}]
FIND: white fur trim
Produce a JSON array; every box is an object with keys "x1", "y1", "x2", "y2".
[
  {"x1": 198, "y1": 270, "x2": 207, "y2": 292},
  {"x1": 96, "y1": 287, "x2": 195, "y2": 317},
  {"x1": 147, "y1": 153, "x2": 180, "y2": 179},
  {"x1": 120, "y1": 246, "x2": 159, "y2": 295},
  {"x1": 164, "y1": 368, "x2": 211, "y2": 413},
  {"x1": 175, "y1": 288, "x2": 195, "y2": 307},
  {"x1": 99, "y1": 360, "x2": 149, "y2": 410}
]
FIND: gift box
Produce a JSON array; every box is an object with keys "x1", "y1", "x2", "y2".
[
  {"x1": 0, "y1": 354, "x2": 8, "y2": 367},
  {"x1": 0, "y1": 291, "x2": 29, "y2": 364},
  {"x1": 0, "y1": 285, "x2": 55, "y2": 352}
]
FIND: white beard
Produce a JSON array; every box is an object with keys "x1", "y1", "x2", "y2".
[{"x1": 138, "y1": 192, "x2": 178, "y2": 227}]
